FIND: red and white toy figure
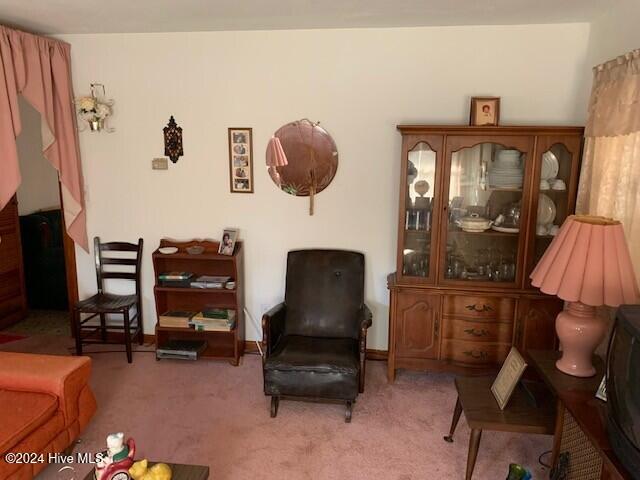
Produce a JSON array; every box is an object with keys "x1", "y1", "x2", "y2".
[{"x1": 94, "y1": 433, "x2": 136, "y2": 480}]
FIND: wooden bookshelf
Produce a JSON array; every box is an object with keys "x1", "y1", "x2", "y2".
[{"x1": 152, "y1": 239, "x2": 245, "y2": 364}]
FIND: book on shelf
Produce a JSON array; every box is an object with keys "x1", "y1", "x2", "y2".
[
  {"x1": 159, "y1": 310, "x2": 196, "y2": 328},
  {"x1": 159, "y1": 279, "x2": 192, "y2": 288},
  {"x1": 158, "y1": 272, "x2": 194, "y2": 281},
  {"x1": 193, "y1": 308, "x2": 236, "y2": 320},
  {"x1": 190, "y1": 275, "x2": 231, "y2": 289},
  {"x1": 191, "y1": 320, "x2": 236, "y2": 332},
  {"x1": 190, "y1": 309, "x2": 236, "y2": 331}
]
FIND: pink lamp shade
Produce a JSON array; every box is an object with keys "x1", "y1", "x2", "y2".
[
  {"x1": 531, "y1": 215, "x2": 639, "y2": 377},
  {"x1": 531, "y1": 215, "x2": 639, "y2": 306},
  {"x1": 266, "y1": 136, "x2": 288, "y2": 167}
]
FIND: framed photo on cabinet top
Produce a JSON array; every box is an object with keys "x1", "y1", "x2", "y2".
[
  {"x1": 470, "y1": 97, "x2": 501, "y2": 126},
  {"x1": 228, "y1": 127, "x2": 254, "y2": 193}
]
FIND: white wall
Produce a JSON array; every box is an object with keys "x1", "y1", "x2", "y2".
[
  {"x1": 61, "y1": 24, "x2": 591, "y2": 349},
  {"x1": 586, "y1": 0, "x2": 640, "y2": 67},
  {"x1": 15, "y1": 97, "x2": 61, "y2": 215}
]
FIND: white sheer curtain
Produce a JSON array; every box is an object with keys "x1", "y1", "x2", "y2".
[{"x1": 577, "y1": 49, "x2": 640, "y2": 278}]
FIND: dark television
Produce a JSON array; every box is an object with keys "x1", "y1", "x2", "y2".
[{"x1": 606, "y1": 304, "x2": 640, "y2": 479}]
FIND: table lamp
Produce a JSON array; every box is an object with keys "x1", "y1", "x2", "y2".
[{"x1": 530, "y1": 215, "x2": 639, "y2": 377}]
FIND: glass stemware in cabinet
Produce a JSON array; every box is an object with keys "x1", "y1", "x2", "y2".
[
  {"x1": 445, "y1": 143, "x2": 524, "y2": 283},
  {"x1": 402, "y1": 142, "x2": 436, "y2": 278},
  {"x1": 534, "y1": 144, "x2": 571, "y2": 264}
]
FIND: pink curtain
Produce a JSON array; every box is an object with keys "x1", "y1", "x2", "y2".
[{"x1": 0, "y1": 25, "x2": 88, "y2": 251}]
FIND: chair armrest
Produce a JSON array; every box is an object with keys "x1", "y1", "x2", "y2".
[
  {"x1": 357, "y1": 305, "x2": 372, "y2": 393},
  {"x1": 262, "y1": 303, "x2": 286, "y2": 358},
  {"x1": 359, "y1": 304, "x2": 373, "y2": 331},
  {"x1": 0, "y1": 352, "x2": 95, "y2": 428}
]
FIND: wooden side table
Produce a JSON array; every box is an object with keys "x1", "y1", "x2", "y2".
[
  {"x1": 528, "y1": 350, "x2": 632, "y2": 480},
  {"x1": 444, "y1": 376, "x2": 556, "y2": 480}
]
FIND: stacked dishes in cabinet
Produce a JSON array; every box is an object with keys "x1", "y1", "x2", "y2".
[
  {"x1": 536, "y1": 193, "x2": 558, "y2": 237},
  {"x1": 538, "y1": 151, "x2": 566, "y2": 192},
  {"x1": 488, "y1": 150, "x2": 524, "y2": 189}
]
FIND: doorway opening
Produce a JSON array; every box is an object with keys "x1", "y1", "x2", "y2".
[{"x1": 0, "y1": 96, "x2": 78, "y2": 342}]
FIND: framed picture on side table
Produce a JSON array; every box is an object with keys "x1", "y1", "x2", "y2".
[
  {"x1": 491, "y1": 347, "x2": 527, "y2": 410},
  {"x1": 228, "y1": 128, "x2": 254, "y2": 193},
  {"x1": 470, "y1": 97, "x2": 501, "y2": 126}
]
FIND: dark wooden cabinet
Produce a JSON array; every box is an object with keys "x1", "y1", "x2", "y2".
[
  {"x1": 388, "y1": 125, "x2": 583, "y2": 381},
  {"x1": 0, "y1": 196, "x2": 27, "y2": 329}
]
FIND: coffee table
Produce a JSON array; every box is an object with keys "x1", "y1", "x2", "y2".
[
  {"x1": 444, "y1": 375, "x2": 555, "y2": 479},
  {"x1": 82, "y1": 462, "x2": 209, "y2": 480}
]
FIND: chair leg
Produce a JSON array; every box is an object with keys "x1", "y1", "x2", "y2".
[
  {"x1": 137, "y1": 303, "x2": 144, "y2": 345},
  {"x1": 270, "y1": 396, "x2": 279, "y2": 418},
  {"x1": 345, "y1": 401, "x2": 353, "y2": 423},
  {"x1": 444, "y1": 396, "x2": 463, "y2": 442},
  {"x1": 74, "y1": 309, "x2": 83, "y2": 356},
  {"x1": 99, "y1": 313, "x2": 107, "y2": 342},
  {"x1": 123, "y1": 309, "x2": 132, "y2": 363}
]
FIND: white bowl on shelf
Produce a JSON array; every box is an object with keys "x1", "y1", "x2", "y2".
[{"x1": 158, "y1": 247, "x2": 178, "y2": 254}]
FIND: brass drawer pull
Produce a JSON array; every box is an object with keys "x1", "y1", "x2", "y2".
[
  {"x1": 464, "y1": 328, "x2": 489, "y2": 337},
  {"x1": 465, "y1": 304, "x2": 493, "y2": 313},
  {"x1": 463, "y1": 350, "x2": 488, "y2": 360}
]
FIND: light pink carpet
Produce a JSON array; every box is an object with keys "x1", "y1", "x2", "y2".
[{"x1": 2, "y1": 336, "x2": 552, "y2": 479}]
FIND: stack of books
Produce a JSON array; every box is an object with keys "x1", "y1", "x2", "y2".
[
  {"x1": 189, "y1": 309, "x2": 236, "y2": 332},
  {"x1": 190, "y1": 275, "x2": 231, "y2": 289},
  {"x1": 158, "y1": 271, "x2": 194, "y2": 287},
  {"x1": 159, "y1": 310, "x2": 196, "y2": 328}
]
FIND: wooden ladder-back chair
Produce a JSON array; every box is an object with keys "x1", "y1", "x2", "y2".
[{"x1": 73, "y1": 237, "x2": 143, "y2": 363}]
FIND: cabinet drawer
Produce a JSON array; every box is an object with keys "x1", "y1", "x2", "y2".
[
  {"x1": 442, "y1": 318, "x2": 513, "y2": 343},
  {"x1": 0, "y1": 232, "x2": 19, "y2": 274},
  {"x1": 443, "y1": 295, "x2": 515, "y2": 320},
  {"x1": 0, "y1": 201, "x2": 17, "y2": 228},
  {"x1": 441, "y1": 339, "x2": 511, "y2": 365}
]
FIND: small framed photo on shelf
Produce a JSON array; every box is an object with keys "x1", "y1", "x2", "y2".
[
  {"x1": 470, "y1": 97, "x2": 500, "y2": 126},
  {"x1": 228, "y1": 128, "x2": 254, "y2": 193},
  {"x1": 218, "y1": 228, "x2": 238, "y2": 256}
]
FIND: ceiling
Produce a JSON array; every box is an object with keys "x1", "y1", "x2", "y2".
[{"x1": 0, "y1": 0, "x2": 608, "y2": 35}]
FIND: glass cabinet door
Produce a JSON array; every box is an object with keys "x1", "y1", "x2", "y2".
[
  {"x1": 528, "y1": 138, "x2": 581, "y2": 281},
  {"x1": 400, "y1": 141, "x2": 439, "y2": 282},
  {"x1": 441, "y1": 140, "x2": 531, "y2": 286}
]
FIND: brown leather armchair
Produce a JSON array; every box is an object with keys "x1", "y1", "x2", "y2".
[{"x1": 262, "y1": 249, "x2": 372, "y2": 422}]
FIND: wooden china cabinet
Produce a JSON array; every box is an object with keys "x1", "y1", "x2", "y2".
[{"x1": 387, "y1": 125, "x2": 583, "y2": 381}]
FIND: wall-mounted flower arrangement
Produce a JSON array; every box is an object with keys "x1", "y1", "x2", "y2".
[{"x1": 75, "y1": 83, "x2": 114, "y2": 132}]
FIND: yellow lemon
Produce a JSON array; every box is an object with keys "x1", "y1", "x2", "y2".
[
  {"x1": 129, "y1": 459, "x2": 148, "y2": 480},
  {"x1": 148, "y1": 463, "x2": 172, "y2": 480}
]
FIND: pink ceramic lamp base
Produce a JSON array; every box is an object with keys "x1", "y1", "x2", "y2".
[{"x1": 555, "y1": 302, "x2": 607, "y2": 377}]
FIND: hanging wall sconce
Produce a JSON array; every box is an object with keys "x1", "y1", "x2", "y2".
[
  {"x1": 163, "y1": 116, "x2": 183, "y2": 163},
  {"x1": 75, "y1": 83, "x2": 114, "y2": 132}
]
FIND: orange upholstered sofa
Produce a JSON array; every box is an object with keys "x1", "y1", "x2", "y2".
[{"x1": 0, "y1": 352, "x2": 97, "y2": 480}]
